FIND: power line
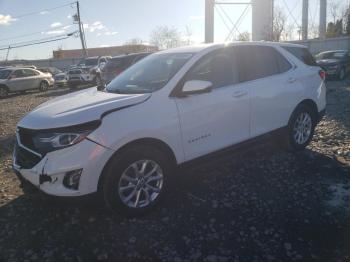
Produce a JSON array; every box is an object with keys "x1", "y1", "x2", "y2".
[
  {"x1": 225, "y1": 4, "x2": 250, "y2": 41},
  {"x1": 0, "y1": 24, "x2": 74, "y2": 42},
  {"x1": 0, "y1": 32, "x2": 77, "y2": 50},
  {"x1": 0, "y1": 36, "x2": 72, "y2": 51},
  {"x1": 11, "y1": 2, "x2": 76, "y2": 19}
]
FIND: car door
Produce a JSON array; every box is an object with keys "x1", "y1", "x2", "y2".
[
  {"x1": 235, "y1": 45, "x2": 301, "y2": 137},
  {"x1": 7, "y1": 69, "x2": 27, "y2": 91},
  {"x1": 174, "y1": 48, "x2": 251, "y2": 161},
  {"x1": 23, "y1": 69, "x2": 41, "y2": 90},
  {"x1": 344, "y1": 52, "x2": 350, "y2": 74}
]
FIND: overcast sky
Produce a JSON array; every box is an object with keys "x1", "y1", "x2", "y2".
[{"x1": 0, "y1": 0, "x2": 347, "y2": 60}]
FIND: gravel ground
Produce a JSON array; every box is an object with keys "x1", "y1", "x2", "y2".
[{"x1": 0, "y1": 81, "x2": 349, "y2": 262}]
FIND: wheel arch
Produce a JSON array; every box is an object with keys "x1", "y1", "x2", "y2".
[
  {"x1": 0, "y1": 84, "x2": 9, "y2": 91},
  {"x1": 97, "y1": 137, "x2": 177, "y2": 192},
  {"x1": 292, "y1": 99, "x2": 318, "y2": 120}
]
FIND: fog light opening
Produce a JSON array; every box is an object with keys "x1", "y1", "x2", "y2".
[{"x1": 63, "y1": 169, "x2": 82, "y2": 190}]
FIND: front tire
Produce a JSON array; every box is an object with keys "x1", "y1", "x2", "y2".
[
  {"x1": 286, "y1": 105, "x2": 316, "y2": 151},
  {"x1": 102, "y1": 145, "x2": 172, "y2": 217},
  {"x1": 39, "y1": 81, "x2": 49, "y2": 92},
  {"x1": 0, "y1": 86, "x2": 8, "y2": 98},
  {"x1": 68, "y1": 83, "x2": 77, "y2": 89}
]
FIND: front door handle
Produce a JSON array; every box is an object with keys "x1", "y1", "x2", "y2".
[{"x1": 232, "y1": 90, "x2": 247, "y2": 98}]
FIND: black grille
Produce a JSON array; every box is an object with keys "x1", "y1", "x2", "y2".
[
  {"x1": 14, "y1": 142, "x2": 42, "y2": 169},
  {"x1": 17, "y1": 128, "x2": 36, "y2": 151}
]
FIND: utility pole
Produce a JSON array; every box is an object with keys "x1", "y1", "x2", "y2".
[
  {"x1": 205, "y1": 0, "x2": 215, "y2": 43},
  {"x1": 76, "y1": 1, "x2": 88, "y2": 57},
  {"x1": 301, "y1": 0, "x2": 308, "y2": 40},
  {"x1": 5, "y1": 46, "x2": 11, "y2": 64},
  {"x1": 319, "y1": 0, "x2": 327, "y2": 40}
]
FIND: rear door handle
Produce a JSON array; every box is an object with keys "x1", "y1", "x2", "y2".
[
  {"x1": 288, "y1": 77, "x2": 297, "y2": 83},
  {"x1": 232, "y1": 90, "x2": 247, "y2": 98}
]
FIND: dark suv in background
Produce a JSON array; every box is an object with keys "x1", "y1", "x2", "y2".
[
  {"x1": 99, "y1": 52, "x2": 151, "y2": 84},
  {"x1": 315, "y1": 50, "x2": 350, "y2": 80}
]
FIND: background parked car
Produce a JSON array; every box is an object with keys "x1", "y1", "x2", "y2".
[
  {"x1": 315, "y1": 50, "x2": 350, "y2": 80},
  {"x1": 67, "y1": 56, "x2": 110, "y2": 88},
  {"x1": 0, "y1": 67, "x2": 54, "y2": 98},
  {"x1": 99, "y1": 53, "x2": 151, "y2": 85},
  {"x1": 37, "y1": 67, "x2": 62, "y2": 76},
  {"x1": 53, "y1": 72, "x2": 67, "y2": 88}
]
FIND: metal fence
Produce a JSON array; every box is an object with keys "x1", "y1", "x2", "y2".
[
  {"x1": 0, "y1": 57, "x2": 81, "y2": 70},
  {"x1": 290, "y1": 36, "x2": 350, "y2": 54}
]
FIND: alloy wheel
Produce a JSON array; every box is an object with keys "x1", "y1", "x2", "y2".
[
  {"x1": 293, "y1": 112, "x2": 312, "y2": 145},
  {"x1": 118, "y1": 159, "x2": 164, "y2": 208},
  {"x1": 40, "y1": 82, "x2": 48, "y2": 91}
]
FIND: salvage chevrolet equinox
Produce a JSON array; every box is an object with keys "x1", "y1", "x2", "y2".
[{"x1": 13, "y1": 42, "x2": 326, "y2": 216}]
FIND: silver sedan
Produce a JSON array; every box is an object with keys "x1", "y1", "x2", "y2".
[{"x1": 0, "y1": 67, "x2": 54, "y2": 98}]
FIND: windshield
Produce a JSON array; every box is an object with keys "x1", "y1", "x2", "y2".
[
  {"x1": 0, "y1": 70, "x2": 11, "y2": 79},
  {"x1": 78, "y1": 58, "x2": 98, "y2": 66},
  {"x1": 316, "y1": 52, "x2": 347, "y2": 60},
  {"x1": 106, "y1": 53, "x2": 193, "y2": 94}
]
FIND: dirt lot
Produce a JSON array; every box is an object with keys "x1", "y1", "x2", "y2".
[{"x1": 0, "y1": 81, "x2": 349, "y2": 262}]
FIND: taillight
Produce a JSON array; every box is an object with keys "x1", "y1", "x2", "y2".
[{"x1": 319, "y1": 70, "x2": 326, "y2": 80}]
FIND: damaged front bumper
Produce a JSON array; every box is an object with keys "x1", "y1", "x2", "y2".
[{"x1": 13, "y1": 139, "x2": 113, "y2": 197}]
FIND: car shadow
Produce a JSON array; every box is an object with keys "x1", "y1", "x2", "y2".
[
  {"x1": 325, "y1": 77, "x2": 350, "y2": 131},
  {"x1": 1, "y1": 139, "x2": 350, "y2": 261}
]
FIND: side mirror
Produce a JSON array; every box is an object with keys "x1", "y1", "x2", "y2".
[
  {"x1": 97, "y1": 83, "x2": 106, "y2": 91},
  {"x1": 182, "y1": 80, "x2": 213, "y2": 96}
]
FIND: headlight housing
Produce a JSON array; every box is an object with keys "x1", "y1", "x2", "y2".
[
  {"x1": 33, "y1": 131, "x2": 90, "y2": 153},
  {"x1": 28, "y1": 121, "x2": 100, "y2": 155}
]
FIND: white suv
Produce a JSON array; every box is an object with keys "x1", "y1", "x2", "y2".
[{"x1": 13, "y1": 42, "x2": 326, "y2": 215}]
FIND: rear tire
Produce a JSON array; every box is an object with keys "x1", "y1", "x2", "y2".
[
  {"x1": 338, "y1": 68, "x2": 346, "y2": 81},
  {"x1": 102, "y1": 145, "x2": 173, "y2": 217},
  {"x1": 39, "y1": 81, "x2": 49, "y2": 92},
  {"x1": 285, "y1": 104, "x2": 317, "y2": 151},
  {"x1": 0, "y1": 86, "x2": 8, "y2": 99}
]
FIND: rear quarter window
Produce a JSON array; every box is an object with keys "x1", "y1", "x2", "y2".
[
  {"x1": 235, "y1": 45, "x2": 290, "y2": 82},
  {"x1": 282, "y1": 46, "x2": 317, "y2": 66}
]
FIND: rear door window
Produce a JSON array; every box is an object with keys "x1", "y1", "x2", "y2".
[
  {"x1": 12, "y1": 70, "x2": 26, "y2": 78},
  {"x1": 282, "y1": 46, "x2": 317, "y2": 66},
  {"x1": 235, "y1": 46, "x2": 283, "y2": 82},
  {"x1": 24, "y1": 69, "x2": 39, "y2": 76}
]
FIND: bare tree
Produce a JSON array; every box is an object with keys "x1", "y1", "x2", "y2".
[
  {"x1": 183, "y1": 25, "x2": 193, "y2": 46},
  {"x1": 280, "y1": 23, "x2": 296, "y2": 41},
  {"x1": 273, "y1": 6, "x2": 287, "y2": 42},
  {"x1": 237, "y1": 31, "x2": 250, "y2": 41},
  {"x1": 124, "y1": 38, "x2": 143, "y2": 45},
  {"x1": 329, "y1": 0, "x2": 341, "y2": 23},
  {"x1": 149, "y1": 26, "x2": 181, "y2": 50},
  {"x1": 308, "y1": 23, "x2": 319, "y2": 39}
]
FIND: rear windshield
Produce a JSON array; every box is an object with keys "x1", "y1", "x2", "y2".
[
  {"x1": 69, "y1": 69, "x2": 82, "y2": 74},
  {"x1": 78, "y1": 58, "x2": 98, "y2": 66},
  {"x1": 105, "y1": 57, "x2": 126, "y2": 70},
  {"x1": 315, "y1": 51, "x2": 347, "y2": 60},
  {"x1": 282, "y1": 46, "x2": 317, "y2": 66},
  {"x1": 0, "y1": 70, "x2": 11, "y2": 79}
]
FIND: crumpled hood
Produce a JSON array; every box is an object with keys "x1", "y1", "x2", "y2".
[
  {"x1": 18, "y1": 87, "x2": 151, "y2": 130},
  {"x1": 316, "y1": 59, "x2": 339, "y2": 66}
]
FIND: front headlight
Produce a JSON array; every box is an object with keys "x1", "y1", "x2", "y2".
[{"x1": 33, "y1": 131, "x2": 91, "y2": 154}]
